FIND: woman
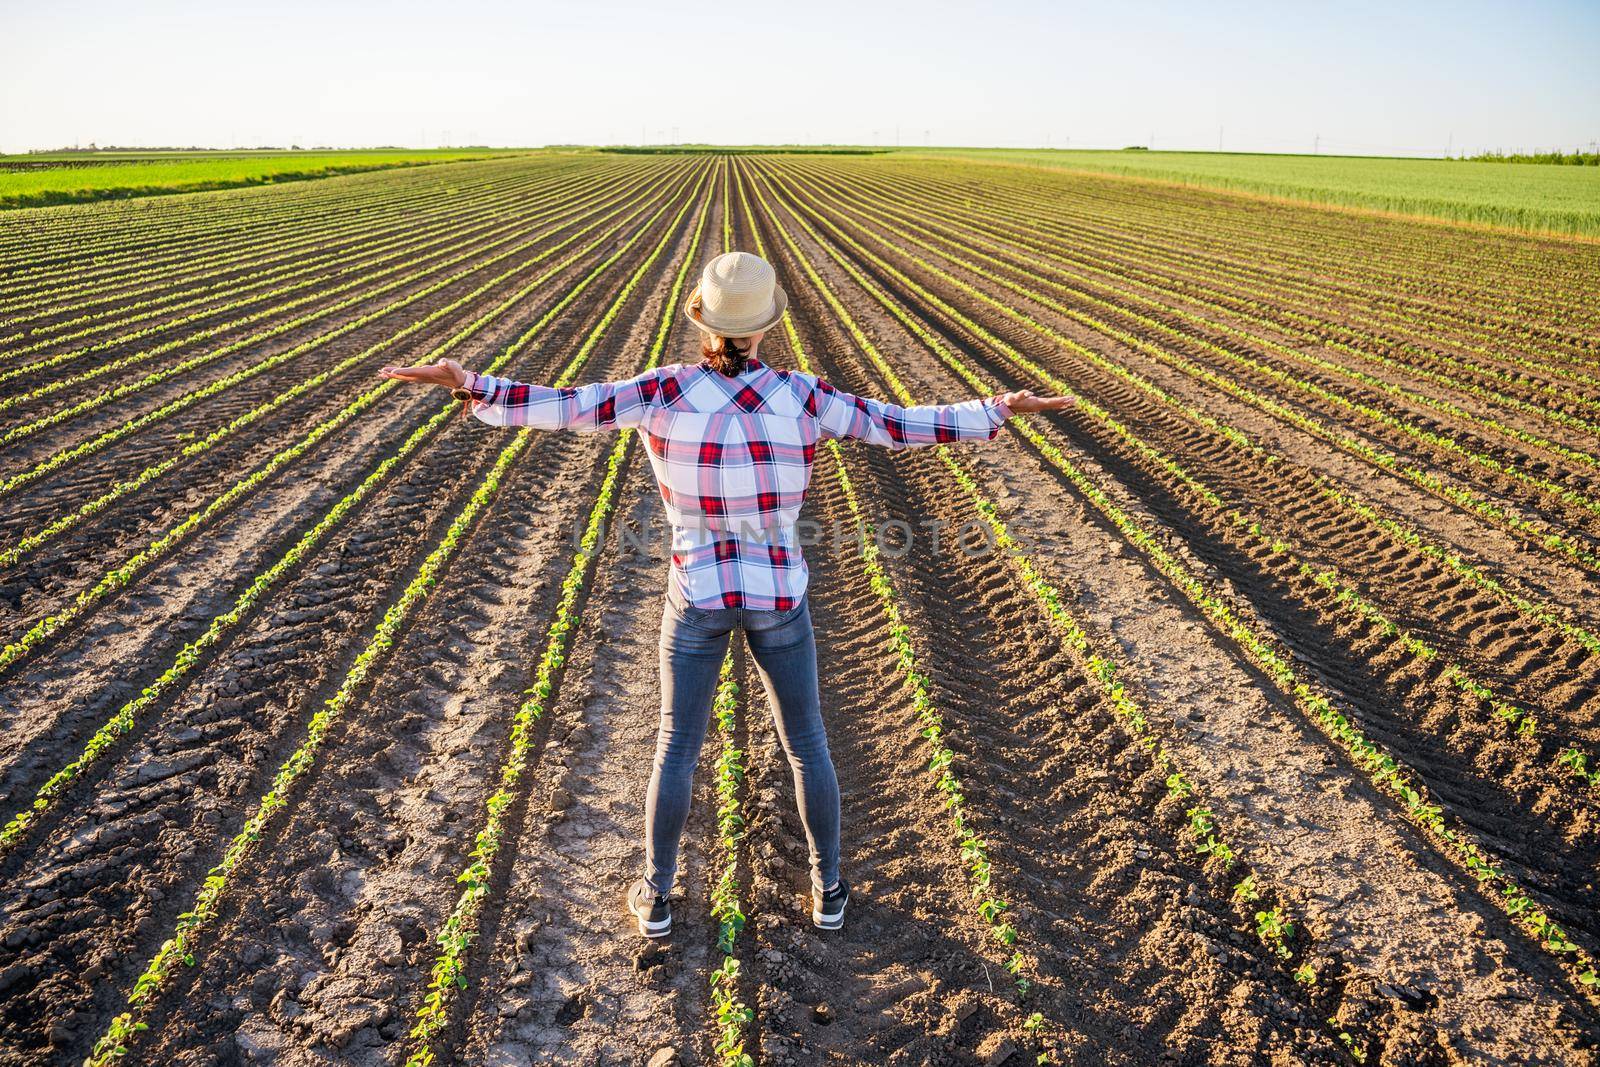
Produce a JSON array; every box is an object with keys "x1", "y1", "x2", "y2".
[{"x1": 382, "y1": 251, "x2": 1071, "y2": 938}]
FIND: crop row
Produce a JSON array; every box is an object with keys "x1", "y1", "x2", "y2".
[
  {"x1": 1027, "y1": 169, "x2": 1600, "y2": 357},
  {"x1": 780, "y1": 163, "x2": 1600, "y2": 659},
  {"x1": 0, "y1": 175, "x2": 490, "y2": 318},
  {"x1": 704, "y1": 168, "x2": 756, "y2": 1067},
  {"x1": 813, "y1": 163, "x2": 1600, "y2": 446},
  {"x1": 0, "y1": 162, "x2": 675, "y2": 425},
  {"x1": 0, "y1": 165, "x2": 707, "y2": 861},
  {"x1": 11, "y1": 165, "x2": 630, "y2": 326},
  {"x1": 0, "y1": 162, "x2": 629, "y2": 354},
  {"x1": 0, "y1": 157, "x2": 555, "y2": 296},
  {"x1": 82, "y1": 379, "x2": 539, "y2": 1067},
  {"x1": 0, "y1": 174, "x2": 678, "y2": 670},
  {"x1": 0, "y1": 165, "x2": 624, "y2": 384},
  {"x1": 0, "y1": 161, "x2": 598, "y2": 329},
  {"x1": 757, "y1": 163, "x2": 1600, "y2": 801},
  {"x1": 844, "y1": 183, "x2": 1600, "y2": 644},
  {"x1": 402, "y1": 169, "x2": 709, "y2": 1066},
  {"x1": 769, "y1": 162, "x2": 1600, "y2": 591},
  {"x1": 78, "y1": 162, "x2": 710, "y2": 1066},
  {"x1": 0, "y1": 164, "x2": 690, "y2": 503},
  {"x1": 0, "y1": 162, "x2": 620, "y2": 364},
  {"x1": 767, "y1": 170, "x2": 1600, "y2": 972},
  {"x1": 737, "y1": 166, "x2": 1064, "y2": 1059},
  {"x1": 745, "y1": 162, "x2": 1600, "y2": 996},
  {"x1": 787, "y1": 167, "x2": 1600, "y2": 633},
  {"x1": 944, "y1": 161, "x2": 1600, "y2": 341},
  {"x1": 926, "y1": 169, "x2": 1600, "y2": 395},
  {"x1": 739, "y1": 162, "x2": 1351, "y2": 1058},
  {"x1": 778, "y1": 168, "x2": 1600, "y2": 559},
  {"x1": 706, "y1": 653, "x2": 755, "y2": 1067},
  {"x1": 871, "y1": 161, "x2": 1600, "y2": 368},
  {"x1": 0, "y1": 163, "x2": 513, "y2": 328},
  {"x1": 0, "y1": 154, "x2": 489, "y2": 260},
  {"x1": 0, "y1": 170, "x2": 674, "y2": 570},
  {"x1": 763, "y1": 162, "x2": 1600, "y2": 648}
]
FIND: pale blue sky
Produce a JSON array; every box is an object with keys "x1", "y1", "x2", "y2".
[{"x1": 2, "y1": 0, "x2": 1596, "y2": 155}]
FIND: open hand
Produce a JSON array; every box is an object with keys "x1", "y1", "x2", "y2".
[
  {"x1": 381, "y1": 358, "x2": 475, "y2": 420},
  {"x1": 380, "y1": 358, "x2": 468, "y2": 389},
  {"x1": 997, "y1": 389, "x2": 1076, "y2": 415}
]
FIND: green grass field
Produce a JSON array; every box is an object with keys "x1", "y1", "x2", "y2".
[
  {"x1": 0, "y1": 149, "x2": 513, "y2": 209},
  {"x1": 7, "y1": 144, "x2": 1597, "y2": 237},
  {"x1": 902, "y1": 148, "x2": 1600, "y2": 237}
]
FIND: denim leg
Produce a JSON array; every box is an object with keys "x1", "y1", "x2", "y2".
[
  {"x1": 646, "y1": 595, "x2": 733, "y2": 895},
  {"x1": 746, "y1": 599, "x2": 841, "y2": 895}
]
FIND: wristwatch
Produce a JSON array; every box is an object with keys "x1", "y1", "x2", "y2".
[{"x1": 451, "y1": 371, "x2": 473, "y2": 402}]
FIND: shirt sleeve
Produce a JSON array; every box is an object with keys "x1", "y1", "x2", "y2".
[
  {"x1": 808, "y1": 374, "x2": 1010, "y2": 449},
  {"x1": 462, "y1": 367, "x2": 661, "y2": 431}
]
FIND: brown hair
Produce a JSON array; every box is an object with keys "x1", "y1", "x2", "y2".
[{"x1": 700, "y1": 333, "x2": 754, "y2": 376}]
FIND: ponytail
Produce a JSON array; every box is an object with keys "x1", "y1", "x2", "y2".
[{"x1": 701, "y1": 333, "x2": 754, "y2": 376}]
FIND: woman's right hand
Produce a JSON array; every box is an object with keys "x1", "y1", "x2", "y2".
[
  {"x1": 997, "y1": 388, "x2": 1076, "y2": 415},
  {"x1": 380, "y1": 358, "x2": 469, "y2": 389}
]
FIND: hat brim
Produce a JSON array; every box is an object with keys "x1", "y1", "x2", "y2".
[{"x1": 683, "y1": 283, "x2": 788, "y2": 338}]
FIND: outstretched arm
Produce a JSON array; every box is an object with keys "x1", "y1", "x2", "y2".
[
  {"x1": 380, "y1": 359, "x2": 658, "y2": 431},
  {"x1": 812, "y1": 376, "x2": 1073, "y2": 449}
]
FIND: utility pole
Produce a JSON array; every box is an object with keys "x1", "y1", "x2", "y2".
[
  {"x1": 1446, "y1": 130, "x2": 1453, "y2": 158},
  {"x1": 1313, "y1": 132, "x2": 1320, "y2": 155}
]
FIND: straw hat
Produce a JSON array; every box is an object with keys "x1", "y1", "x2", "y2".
[{"x1": 683, "y1": 251, "x2": 788, "y2": 337}]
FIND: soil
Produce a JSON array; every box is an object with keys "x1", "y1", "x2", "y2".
[{"x1": 2, "y1": 152, "x2": 1597, "y2": 1065}]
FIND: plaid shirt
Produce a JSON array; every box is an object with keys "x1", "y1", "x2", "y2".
[{"x1": 463, "y1": 358, "x2": 1010, "y2": 610}]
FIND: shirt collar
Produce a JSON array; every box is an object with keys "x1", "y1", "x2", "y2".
[{"x1": 696, "y1": 357, "x2": 765, "y2": 375}]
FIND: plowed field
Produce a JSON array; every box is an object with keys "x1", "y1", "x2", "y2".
[{"x1": 2, "y1": 152, "x2": 1597, "y2": 1066}]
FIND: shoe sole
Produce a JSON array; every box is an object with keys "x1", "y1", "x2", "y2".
[
  {"x1": 811, "y1": 901, "x2": 847, "y2": 930},
  {"x1": 630, "y1": 901, "x2": 672, "y2": 938}
]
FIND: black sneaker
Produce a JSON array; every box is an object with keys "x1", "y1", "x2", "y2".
[
  {"x1": 812, "y1": 880, "x2": 849, "y2": 930},
  {"x1": 628, "y1": 880, "x2": 672, "y2": 938}
]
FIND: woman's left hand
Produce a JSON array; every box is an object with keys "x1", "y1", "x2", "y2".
[
  {"x1": 381, "y1": 358, "x2": 475, "y2": 419},
  {"x1": 380, "y1": 358, "x2": 468, "y2": 389},
  {"x1": 997, "y1": 389, "x2": 1076, "y2": 415}
]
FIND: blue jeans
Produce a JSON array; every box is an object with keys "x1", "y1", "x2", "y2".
[{"x1": 646, "y1": 582, "x2": 841, "y2": 896}]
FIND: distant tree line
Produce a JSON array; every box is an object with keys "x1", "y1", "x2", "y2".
[{"x1": 1455, "y1": 149, "x2": 1599, "y2": 166}]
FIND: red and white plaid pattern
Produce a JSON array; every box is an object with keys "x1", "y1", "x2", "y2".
[{"x1": 464, "y1": 359, "x2": 1009, "y2": 610}]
